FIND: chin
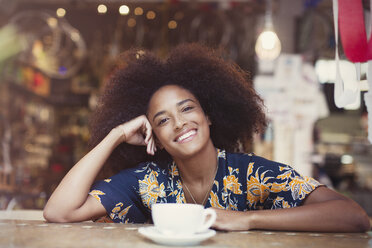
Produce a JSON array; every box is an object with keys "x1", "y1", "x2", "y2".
[{"x1": 168, "y1": 140, "x2": 213, "y2": 160}]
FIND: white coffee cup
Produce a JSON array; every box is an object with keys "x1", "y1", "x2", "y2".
[{"x1": 151, "y1": 203, "x2": 217, "y2": 235}]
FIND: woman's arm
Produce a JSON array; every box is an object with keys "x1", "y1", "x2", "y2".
[
  {"x1": 212, "y1": 187, "x2": 370, "y2": 232},
  {"x1": 43, "y1": 115, "x2": 155, "y2": 223}
]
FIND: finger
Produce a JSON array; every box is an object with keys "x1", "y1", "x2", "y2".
[
  {"x1": 144, "y1": 120, "x2": 153, "y2": 144},
  {"x1": 152, "y1": 139, "x2": 156, "y2": 154},
  {"x1": 149, "y1": 140, "x2": 154, "y2": 155},
  {"x1": 147, "y1": 136, "x2": 154, "y2": 155},
  {"x1": 150, "y1": 138, "x2": 156, "y2": 155},
  {"x1": 146, "y1": 143, "x2": 151, "y2": 155}
]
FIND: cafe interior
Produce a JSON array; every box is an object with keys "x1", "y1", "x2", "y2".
[{"x1": 0, "y1": 0, "x2": 372, "y2": 247}]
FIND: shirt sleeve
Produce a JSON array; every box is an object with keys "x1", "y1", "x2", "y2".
[
  {"x1": 246, "y1": 156, "x2": 322, "y2": 210},
  {"x1": 89, "y1": 166, "x2": 149, "y2": 223}
]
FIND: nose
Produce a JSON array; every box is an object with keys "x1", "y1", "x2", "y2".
[{"x1": 174, "y1": 113, "x2": 186, "y2": 130}]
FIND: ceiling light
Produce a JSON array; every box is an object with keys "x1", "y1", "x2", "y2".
[
  {"x1": 255, "y1": 0, "x2": 281, "y2": 61},
  {"x1": 56, "y1": 8, "x2": 66, "y2": 18},
  {"x1": 119, "y1": 5, "x2": 130, "y2": 15},
  {"x1": 97, "y1": 4, "x2": 107, "y2": 14}
]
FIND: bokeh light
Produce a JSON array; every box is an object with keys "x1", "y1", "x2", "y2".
[
  {"x1": 168, "y1": 20, "x2": 177, "y2": 29},
  {"x1": 97, "y1": 4, "x2": 107, "y2": 14},
  {"x1": 134, "y1": 7, "x2": 143, "y2": 16},
  {"x1": 146, "y1": 10, "x2": 156, "y2": 20},
  {"x1": 119, "y1": 5, "x2": 130, "y2": 15},
  {"x1": 56, "y1": 8, "x2": 66, "y2": 17}
]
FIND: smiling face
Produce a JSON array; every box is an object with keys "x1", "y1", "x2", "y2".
[{"x1": 147, "y1": 85, "x2": 214, "y2": 160}]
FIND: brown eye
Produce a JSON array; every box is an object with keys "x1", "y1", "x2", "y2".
[
  {"x1": 157, "y1": 118, "x2": 168, "y2": 126},
  {"x1": 182, "y1": 106, "x2": 194, "y2": 112}
]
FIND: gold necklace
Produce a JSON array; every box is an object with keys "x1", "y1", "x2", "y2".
[{"x1": 181, "y1": 164, "x2": 218, "y2": 206}]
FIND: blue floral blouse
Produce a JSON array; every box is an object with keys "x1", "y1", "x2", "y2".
[{"x1": 89, "y1": 149, "x2": 322, "y2": 223}]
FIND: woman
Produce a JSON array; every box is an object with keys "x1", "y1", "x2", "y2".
[{"x1": 43, "y1": 44, "x2": 370, "y2": 232}]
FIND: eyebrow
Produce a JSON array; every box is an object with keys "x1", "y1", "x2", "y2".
[{"x1": 152, "y1": 98, "x2": 195, "y2": 122}]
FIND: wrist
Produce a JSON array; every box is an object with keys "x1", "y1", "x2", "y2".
[
  {"x1": 108, "y1": 127, "x2": 126, "y2": 147},
  {"x1": 247, "y1": 210, "x2": 259, "y2": 230}
]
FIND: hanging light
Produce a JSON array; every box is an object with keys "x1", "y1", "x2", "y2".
[
  {"x1": 97, "y1": 4, "x2": 107, "y2": 14},
  {"x1": 119, "y1": 5, "x2": 130, "y2": 15},
  {"x1": 255, "y1": 0, "x2": 281, "y2": 60},
  {"x1": 56, "y1": 8, "x2": 66, "y2": 18}
]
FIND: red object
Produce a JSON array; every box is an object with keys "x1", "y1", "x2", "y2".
[
  {"x1": 51, "y1": 164, "x2": 64, "y2": 173},
  {"x1": 58, "y1": 145, "x2": 70, "y2": 153},
  {"x1": 200, "y1": 3, "x2": 211, "y2": 12},
  {"x1": 230, "y1": 1, "x2": 239, "y2": 8},
  {"x1": 338, "y1": 0, "x2": 372, "y2": 62},
  {"x1": 33, "y1": 72, "x2": 44, "y2": 87}
]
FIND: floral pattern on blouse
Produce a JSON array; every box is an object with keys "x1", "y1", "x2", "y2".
[{"x1": 90, "y1": 149, "x2": 322, "y2": 223}]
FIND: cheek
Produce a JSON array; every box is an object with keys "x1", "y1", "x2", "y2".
[
  {"x1": 196, "y1": 113, "x2": 210, "y2": 126},
  {"x1": 153, "y1": 128, "x2": 170, "y2": 144}
]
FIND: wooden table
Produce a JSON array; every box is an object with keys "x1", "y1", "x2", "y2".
[{"x1": 0, "y1": 219, "x2": 371, "y2": 248}]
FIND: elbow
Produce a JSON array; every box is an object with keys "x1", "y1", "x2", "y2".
[
  {"x1": 350, "y1": 208, "x2": 371, "y2": 232},
  {"x1": 43, "y1": 206, "x2": 70, "y2": 223},
  {"x1": 357, "y1": 213, "x2": 371, "y2": 232}
]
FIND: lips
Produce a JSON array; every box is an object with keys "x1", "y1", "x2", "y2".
[{"x1": 174, "y1": 129, "x2": 197, "y2": 143}]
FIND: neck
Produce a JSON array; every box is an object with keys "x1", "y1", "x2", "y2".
[{"x1": 174, "y1": 140, "x2": 217, "y2": 185}]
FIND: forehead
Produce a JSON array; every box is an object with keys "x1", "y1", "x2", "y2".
[{"x1": 148, "y1": 85, "x2": 197, "y2": 112}]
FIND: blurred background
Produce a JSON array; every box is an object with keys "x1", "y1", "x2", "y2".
[{"x1": 0, "y1": 0, "x2": 371, "y2": 217}]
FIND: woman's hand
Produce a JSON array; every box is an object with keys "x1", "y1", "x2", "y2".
[
  {"x1": 111, "y1": 115, "x2": 156, "y2": 155},
  {"x1": 211, "y1": 208, "x2": 252, "y2": 231},
  {"x1": 211, "y1": 187, "x2": 370, "y2": 232},
  {"x1": 44, "y1": 114, "x2": 157, "y2": 223}
]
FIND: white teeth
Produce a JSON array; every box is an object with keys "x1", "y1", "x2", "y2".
[{"x1": 177, "y1": 130, "x2": 196, "y2": 142}]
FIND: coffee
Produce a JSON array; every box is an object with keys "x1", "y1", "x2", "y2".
[{"x1": 151, "y1": 203, "x2": 216, "y2": 235}]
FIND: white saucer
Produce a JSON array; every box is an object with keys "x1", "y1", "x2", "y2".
[{"x1": 138, "y1": 226, "x2": 216, "y2": 246}]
